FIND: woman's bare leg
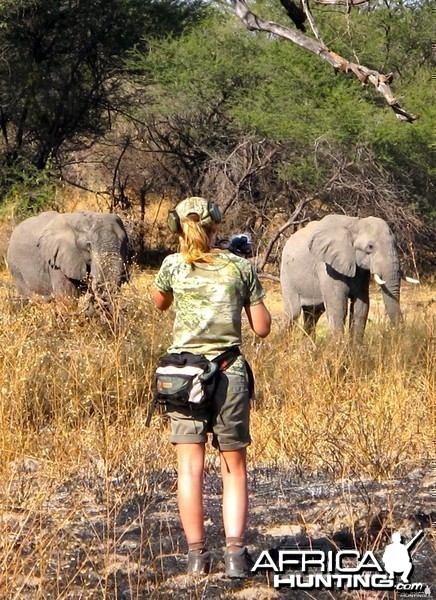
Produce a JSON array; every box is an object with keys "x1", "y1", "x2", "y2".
[
  {"x1": 176, "y1": 443, "x2": 206, "y2": 544},
  {"x1": 220, "y1": 448, "x2": 248, "y2": 541}
]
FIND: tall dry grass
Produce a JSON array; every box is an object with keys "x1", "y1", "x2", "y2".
[
  {"x1": 248, "y1": 320, "x2": 434, "y2": 478},
  {"x1": 0, "y1": 270, "x2": 434, "y2": 597}
]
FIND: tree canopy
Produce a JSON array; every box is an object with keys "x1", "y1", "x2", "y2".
[
  {"x1": 0, "y1": 0, "x2": 206, "y2": 169},
  {"x1": 0, "y1": 0, "x2": 434, "y2": 267}
]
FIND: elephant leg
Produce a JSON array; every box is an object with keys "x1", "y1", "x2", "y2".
[
  {"x1": 282, "y1": 289, "x2": 302, "y2": 326},
  {"x1": 49, "y1": 270, "x2": 81, "y2": 298},
  {"x1": 349, "y1": 295, "x2": 369, "y2": 339},
  {"x1": 323, "y1": 293, "x2": 348, "y2": 334},
  {"x1": 9, "y1": 268, "x2": 31, "y2": 298},
  {"x1": 349, "y1": 271, "x2": 370, "y2": 338},
  {"x1": 317, "y1": 266, "x2": 349, "y2": 335},
  {"x1": 302, "y1": 304, "x2": 324, "y2": 335}
]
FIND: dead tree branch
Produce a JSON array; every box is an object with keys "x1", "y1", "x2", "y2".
[
  {"x1": 229, "y1": 0, "x2": 418, "y2": 122},
  {"x1": 218, "y1": 141, "x2": 278, "y2": 214},
  {"x1": 256, "y1": 203, "x2": 310, "y2": 272},
  {"x1": 314, "y1": 0, "x2": 369, "y2": 5},
  {"x1": 301, "y1": 0, "x2": 321, "y2": 39},
  {"x1": 255, "y1": 162, "x2": 350, "y2": 271}
]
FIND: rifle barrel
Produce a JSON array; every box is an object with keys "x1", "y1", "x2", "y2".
[{"x1": 405, "y1": 530, "x2": 424, "y2": 551}]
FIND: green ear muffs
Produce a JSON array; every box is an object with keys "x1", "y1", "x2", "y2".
[
  {"x1": 207, "y1": 200, "x2": 222, "y2": 226},
  {"x1": 167, "y1": 200, "x2": 222, "y2": 234},
  {"x1": 167, "y1": 209, "x2": 181, "y2": 234}
]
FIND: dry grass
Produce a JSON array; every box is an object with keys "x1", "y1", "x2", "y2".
[
  {"x1": 249, "y1": 317, "x2": 434, "y2": 479},
  {"x1": 0, "y1": 268, "x2": 434, "y2": 598}
]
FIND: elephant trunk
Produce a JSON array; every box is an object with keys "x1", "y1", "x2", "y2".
[
  {"x1": 90, "y1": 251, "x2": 127, "y2": 311},
  {"x1": 376, "y1": 255, "x2": 401, "y2": 325},
  {"x1": 381, "y1": 279, "x2": 401, "y2": 324}
]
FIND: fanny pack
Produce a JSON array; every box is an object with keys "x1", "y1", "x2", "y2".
[
  {"x1": 146, "y1": 347, "x2": 242, "y2": 425},
  {"x1": 155, "y1": 353, "x2": 219, "y2": 407}
]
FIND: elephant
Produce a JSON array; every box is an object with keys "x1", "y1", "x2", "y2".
[
  {"x1": 280, "y1": 214, "x2": 418, "y2": 337},
  {"x1": 7, "y1": 210, "x2": 129, "y2": 313}
]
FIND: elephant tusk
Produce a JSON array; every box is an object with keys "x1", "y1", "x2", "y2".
[
  {"x1": 404, "y1": 276, "x2": 420, "y2": 284},
  {"x1": 374, "y1": 273, "x2": 386, "y2": 286}
]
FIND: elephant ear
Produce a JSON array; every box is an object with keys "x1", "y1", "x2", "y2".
[
  {"x1": 38, "y1": 215, "x2": 88, "y2": 280},
  {"x1": 308, "y1": 226, "x2": 356, "y2": 277}
]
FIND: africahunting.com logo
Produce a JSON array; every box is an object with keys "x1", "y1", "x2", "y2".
[{"x1": 252, "y1": 530, "x2": 430, "y2": 593}]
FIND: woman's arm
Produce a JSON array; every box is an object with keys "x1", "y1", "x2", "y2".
[
  {"x1": 244, "y1": 302, "x2": 271, "y2": 338},
  {"x1": 152, "y1": 288, "x2": 173, "y2": 311}
]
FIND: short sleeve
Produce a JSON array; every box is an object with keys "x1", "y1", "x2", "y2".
[
  {"x1": 245, "y1": 262, "x2": 266, "y2": 306},
  {"x1": 154, "y1": 256, "x2": 173, "y2": 293}
]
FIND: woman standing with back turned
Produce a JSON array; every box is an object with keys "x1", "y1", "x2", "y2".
[{"x1": 152, "y1": 197, "x2": 271, "y2": 578}]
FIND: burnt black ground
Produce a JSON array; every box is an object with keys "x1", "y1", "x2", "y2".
[{"x1": 2, "y1": 462, "x2": 434, "y2": 599}]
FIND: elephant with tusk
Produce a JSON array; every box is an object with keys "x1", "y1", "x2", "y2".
[
  {"x1": 280, "y1": 214, "x2": 419, "y2": 338},
  {"x1": 7, "y1": 210, "x2": 130, "y2": 314}
]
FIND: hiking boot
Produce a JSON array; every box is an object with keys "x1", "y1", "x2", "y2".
[
  {"x1": 224, "y1": 547, "x2": 254, "y2": 578},
  {"x1": 187, "y1": 550, "x2": 211, "y2": 575}
]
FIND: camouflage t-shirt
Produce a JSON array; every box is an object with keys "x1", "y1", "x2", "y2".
[{"x1": 154, "y1": 251, "x2": 266, "y2": 364}]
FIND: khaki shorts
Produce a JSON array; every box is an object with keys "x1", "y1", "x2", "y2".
[{"x1": 166, "y1": 367, "x2": 251, "y2": 451}]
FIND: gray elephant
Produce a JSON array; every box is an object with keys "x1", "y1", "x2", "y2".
[
  {"x1": 7, "y1": 210, "x2": 129, "y2": 312},
  {"x1": 280, "y1": 214, "x2": 418, "y2": 337}
]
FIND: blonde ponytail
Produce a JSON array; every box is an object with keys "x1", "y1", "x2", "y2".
[{"x1": 180, "y1": 217, "x2": 215, "y2": 265}]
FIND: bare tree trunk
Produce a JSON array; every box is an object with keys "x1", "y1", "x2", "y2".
[
  {"x1": 229, "y1": 0, "x2": 417, "y2": 122},
  {"x1": 111, "y1": 137, "x2": 131, "y2": 212}
]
